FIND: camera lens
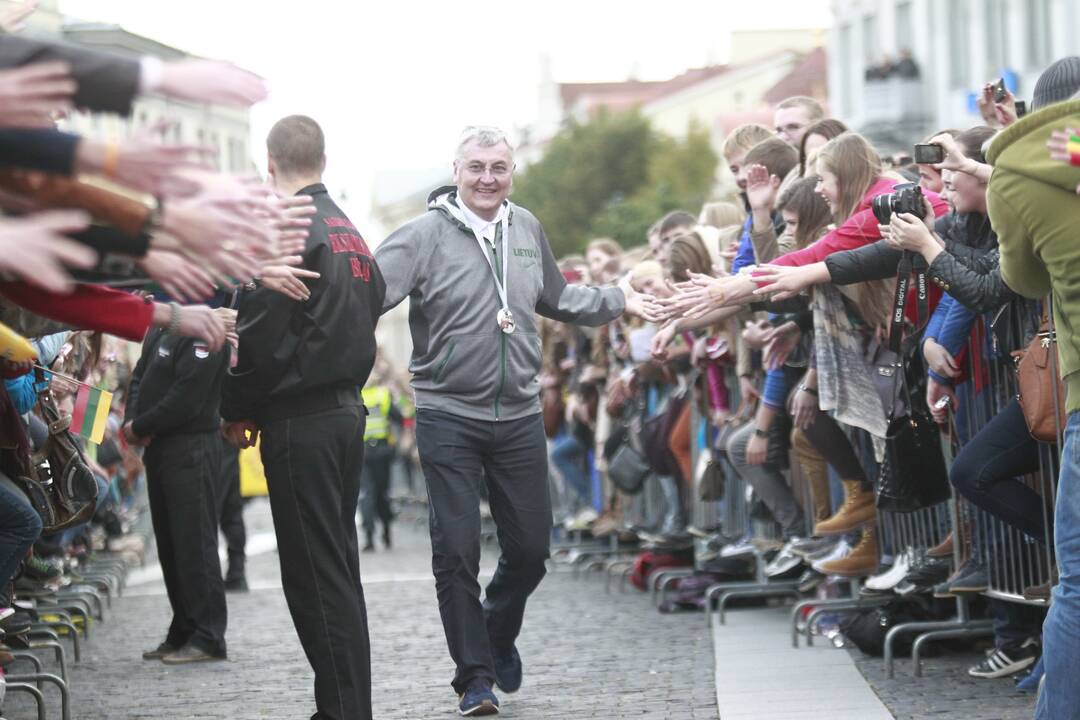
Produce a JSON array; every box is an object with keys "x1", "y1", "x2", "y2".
[{"x1": 871, "y1": 194, "x2": 894, "y2": 224}]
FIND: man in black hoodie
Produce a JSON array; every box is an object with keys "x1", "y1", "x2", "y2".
[{"x1": 221, "y1": 115, "x2": 385, "y2": 720}]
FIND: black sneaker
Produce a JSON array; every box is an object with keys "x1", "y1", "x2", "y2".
[
  {"x1": 142, "y1": 642, "x2": 179, "y2": 660},
  {"x1": 458, "y1": 680, "x2": 500, "y2": 716},
  {"x1": 797, "y1": 568, "x2": 825, "y2": 593},
  {"x1": 968, "y1": 638, "x2": 1040, "y2": 678},
  {"x1": 895, "y1": 559, "x2": 952, "y2": 596},
  {"x1": 493, "y1": 645, "x2": 522, "y2": 694}
]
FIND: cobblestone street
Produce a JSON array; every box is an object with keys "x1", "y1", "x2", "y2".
[{"x1": 4, "y1": 500, "x2": 717, "y2": 720}]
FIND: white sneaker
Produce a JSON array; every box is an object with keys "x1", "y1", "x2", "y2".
[
  {"x1": 864, "y1": 550, "x2": 913, "y2": 591},
  {"x1": 811, "y1": 539, "x2": 852, "y2": 573}
]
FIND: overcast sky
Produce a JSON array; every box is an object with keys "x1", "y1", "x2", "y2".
[{"x1": 61, "y1": 0, "x2": 832, "y2": 232}]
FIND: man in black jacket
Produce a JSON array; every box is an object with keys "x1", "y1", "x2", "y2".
[
  {"x1": 124, "y1": 326, "x2": 230, "y2": 664},
  {"x1": 221, "y1": 115, "x2": 385, "y2": 720}
]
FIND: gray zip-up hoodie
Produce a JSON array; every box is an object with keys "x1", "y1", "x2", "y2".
[{"x1": 375, "y1": 186, "x2": 625, "y2": 421}]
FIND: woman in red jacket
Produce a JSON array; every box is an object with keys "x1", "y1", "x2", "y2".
[{"x1": 665, "y1": 132, "x2": 950, "y2": 316}]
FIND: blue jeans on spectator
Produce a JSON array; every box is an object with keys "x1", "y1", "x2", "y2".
[
  {"x1": 1037, "y1": 411, "x2": 1080, "y2": 720},
  {"x1": 0, "y1": 472, "x2": 43, "y2": 597},
  {"x1": 551, "y1": 430, "x2": 590, "y2": 506}
]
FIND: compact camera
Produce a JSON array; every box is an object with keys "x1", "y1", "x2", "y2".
[{"x1": 871, "y1": 183, "x2": 925, "y2": 224}]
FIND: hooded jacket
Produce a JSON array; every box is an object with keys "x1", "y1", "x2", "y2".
[
  {"x1": 375, "y1": 187, "x2": 625, "y2": 422},
  {"x1": 987, "y1": 98, "x2": 1080, "y2": 413}
]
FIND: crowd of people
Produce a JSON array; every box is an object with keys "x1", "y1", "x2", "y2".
[
  {"x1": 540, "y1": 57, "x2": 1080, "y2": 720},
  {"x1": 1, "y1": 2, "x2": 1080, "y2": 718}
]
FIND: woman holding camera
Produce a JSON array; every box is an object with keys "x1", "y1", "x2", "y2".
[{"x1": 664, "y1": 132, "x2": 949, "y2": 315}]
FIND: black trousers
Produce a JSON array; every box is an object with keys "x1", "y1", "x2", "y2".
[
  {"x1": 144, "y1": 431, "x2": 227, "y2": 656},
  {"x1": 416, "y1": 409, "x2": 551, "y2": 694},
  {"x1": 360, "y1": 440, "x2": 394, "y2": 540},
  {"x1": 216, "y1": 437, "x2": 247, "y2": 581},
  {"x1": 259, "y1": 402, "x2": 371, "y2": 720}
]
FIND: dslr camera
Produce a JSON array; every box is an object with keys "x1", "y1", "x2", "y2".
[{"x1": 871, "y1": 183, "x2": 925, "y2": 224}]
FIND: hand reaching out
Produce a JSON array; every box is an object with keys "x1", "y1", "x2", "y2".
[
  {"x1": 0, "y1": 61, "x2": 74, "y2": 127},
  {"x1": 260, "y1": 264, "x2": 320, "y2": 302},
  {"x1": 745, "y1": 163, "x2": 779, "y2": 214}
]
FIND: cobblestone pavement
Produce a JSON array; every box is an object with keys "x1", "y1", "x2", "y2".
[
  {"x1": 850, "y1": 645, "x2": 1038, "y2": 720},
  {"x1": 4, "y1": 500, "x2": 717, "y2": 720}
]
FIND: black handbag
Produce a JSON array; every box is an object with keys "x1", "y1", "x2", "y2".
[
  {"x1": 608, "y1": 441, "x2": 651, "y2": 495},
  {"x1": 605, "y1": 408, "x2": 651, "y2": 496},
  {"x1": 638, "y1": 389, "x2": 687, "y2": 479},
  {"x1": 697, "y1": 452, "x2": 725, "y2": 502},
  {"x1": 874, "y1": 252, "x2": 950, "y2": 513}
]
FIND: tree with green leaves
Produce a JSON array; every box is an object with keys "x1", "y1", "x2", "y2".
[{"x1": 512, "y1": 109, "x2": 718, "y2": 258}]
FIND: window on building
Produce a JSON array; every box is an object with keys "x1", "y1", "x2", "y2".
[
  {"x1": 862, "y1": 13, "x2": 878, "y2": 65},
  {"x1": 895, "y1": 1, "x2": 914, "y2": 54},
  {"x1": 1026, "y1": 0, "x2": 1052, "y2": 69},
  {"x1": 985, "y1": 0, "x2": 1009, "y2": 75},
  {"x1": 947, "y1": 0, "x2": 970, "y2": 88},
  {"x1": 838, "y1": 23, "x2": 853, "y2": 117}
]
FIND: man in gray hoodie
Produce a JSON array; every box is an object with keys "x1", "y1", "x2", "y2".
[{"x1": 376, "y1": 126, "x2": 657, "y2": 716}]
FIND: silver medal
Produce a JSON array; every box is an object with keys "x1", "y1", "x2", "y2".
[{"x1": 497, "y1": 308, "x2": 515, "y2": 334}]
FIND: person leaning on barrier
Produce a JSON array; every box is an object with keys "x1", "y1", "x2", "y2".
[
  {"x1": 374, "y1": 125, "x2": 661, "y2": 716},
  {"x1": 984, "y1": 56, "x2": 1080, "y2": 720}
]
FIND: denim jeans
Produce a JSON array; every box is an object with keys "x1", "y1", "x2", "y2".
[
  {"x1": 550, "y1": 430, "x2": 590, "y2": 506},
  {"x1": 1037, "y1": 411, "x2": 1080, "y2": 720},
  {"x1": 0, "y1": 473, "x2": 42, "y2": 595}
]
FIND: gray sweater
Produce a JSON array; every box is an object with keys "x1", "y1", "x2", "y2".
[{"x1": 376, "y1": 187, "x2": 625, "y2": 421}]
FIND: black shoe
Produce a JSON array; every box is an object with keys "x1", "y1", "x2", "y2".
[
  {"x1": 142, "y1": 641, "x2": 179, "y2": 660},
  {"x1": 161, "y1": 643, "x2": 227, "y2": 665},
  {"x1": 968, "y1": 638, "x2": 1040, "y2": 678},
  {"x1": 362, "y1": 542, "x2": 375, "y2": 553},
  {"x1": 458, "y1": 680, "x2": 500, "y2": 716},
  {"x1": 493, "y1": 645, "x2": 522, "y2": 694},
  {"x1": 796, "y1": 568, "x2": 825, "y2": 593},
  {"x1": 223, "y1": 577, "x2": 249, "y2": 593},
  {"x1": 895, "y1": 559, "x2": 952, "y2": 596},
  {"x1": 382, "y1": 526, "x2": 392, "y2": 549}
]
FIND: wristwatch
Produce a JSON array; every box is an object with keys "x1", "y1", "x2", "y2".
[
  {"x1": 753, "y1": 427, "x2": 769, "y2": 439},
  {"x1": 243, "y1": 278, "x2": 261, "y2": 292},
  {"x1": 799, "y1": 384, "x2": 819, "y2": 396}
]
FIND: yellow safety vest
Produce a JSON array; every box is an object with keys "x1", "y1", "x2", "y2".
[{"x1": 362, "y1": 386, "x2": 393, "y2": 441}]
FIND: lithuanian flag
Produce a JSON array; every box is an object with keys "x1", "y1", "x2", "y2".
[{"x1": 70, "y1": 383, "x2": 112, "y2": 444}]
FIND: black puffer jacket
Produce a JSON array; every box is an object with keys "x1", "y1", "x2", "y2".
[
  {"x1": 824, "y1": 211, "x2": 1038, "y2": 351},
  {"x1": 825, "y1": 212, "x2": 1012, "y2": 314}
]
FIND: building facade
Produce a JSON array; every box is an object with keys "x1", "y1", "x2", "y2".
[{"x1": 829, "y1": 0, "x2": 1080, "y2": 148}]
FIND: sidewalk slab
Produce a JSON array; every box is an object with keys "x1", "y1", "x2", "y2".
[{"x1": 713, "y1": 606, "x2": 894, "y2": 720}]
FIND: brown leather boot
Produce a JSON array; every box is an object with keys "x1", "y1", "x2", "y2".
[
  {"x1": 813, "y1": 480, "x2": 876, "y2": 535},
  {"x1": 819, "y1": 526, "x2": 879, "y2": 577},
  {"x1": 791, "y1": 428, "x2": 832, "y2": 523},
  {"x1": 927, "y1": 531, "x2": 954, "y2": 559}
]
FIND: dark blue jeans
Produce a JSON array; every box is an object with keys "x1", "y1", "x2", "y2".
[
  {"x1": 551, "y1": 430, "x2": 590, "y2": 505},
  {"x1": 416, "y1": 409, "x2": 551, "y2": 695},
  {"x1": 950, "y1": 398, "x2": 1047, "y2": 541},
  {"x1": 0, "y1": 473, "x2": 42, "y2": 597},
  {"x1": 1037, "y1": 411, "x2": 1080, "y2": 720}
]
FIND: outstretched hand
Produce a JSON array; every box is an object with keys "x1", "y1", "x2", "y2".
[{"x1": 618, "y1": 276, "x2": 663, "y2": 323}]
